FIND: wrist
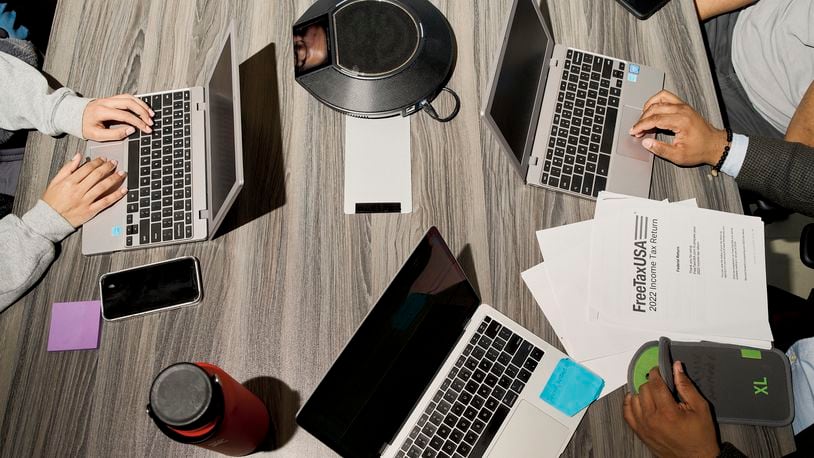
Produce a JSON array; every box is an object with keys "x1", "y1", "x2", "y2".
[
  {"x1": 80, "y1": 100, "x2": 93, "y2": 140},
  {"x1": 22, "y1": 200, "x2": 76, "y2": 242},
  {"x1": 40, "y1": 195, "x2": 77, "y2": 228},
  {"x1": 707, "y1": 129, "x2": 729, "y2": 166},
  {"x1": 54, "y1": 92, "x2": 92, "y2": 140}
]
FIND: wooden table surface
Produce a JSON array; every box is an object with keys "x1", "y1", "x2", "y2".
[{"x1": 0, "y1": 0, "x2": 794, "y2": 456}]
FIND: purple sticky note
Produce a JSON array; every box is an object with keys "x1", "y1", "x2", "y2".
[{"x1": 47, "y1": 301, "x2": 102, "y2": 352}]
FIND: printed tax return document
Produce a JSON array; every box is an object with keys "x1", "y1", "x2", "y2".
[
  {"x1": 527, "y1": 197, "x2": 766, "y2": 374},
  {"x1": 533, "y1": 202, "x2": 768, "y2": 365},
  {"x1": 587, "y1": 193, "x2": 772, "y2": 342}
]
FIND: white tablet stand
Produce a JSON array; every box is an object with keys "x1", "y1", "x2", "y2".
[{"x1": 343, "y1": 116, "x2": 412, "y2": 214}]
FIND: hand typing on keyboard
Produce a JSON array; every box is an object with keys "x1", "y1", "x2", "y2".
[
  {"x1": 629, "y1": 90, "x2": 728, "y2": 167},
  {"x1": 42, "y1": 153, "x2": 127, "y2": 227},
  {"x1": 82, "y1": 94, "x2": 155, "y2": 142}
]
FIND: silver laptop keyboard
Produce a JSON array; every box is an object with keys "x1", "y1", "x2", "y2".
[
  {"x1": 397, "y1": 316, "x2": 545, "y2": 458},
  {"x1": 124, "y1": 90, "x2": 193, "y2": 247},
  {"x1": 542, "y1": 49, "x2": 627, "y2": 198}
]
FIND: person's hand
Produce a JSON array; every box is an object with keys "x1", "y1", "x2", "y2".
[
  {"x1": 623, "y1": 361, "x2": 720, "y2": 458},
  {"x1": 42, "y1": 153, "x2": 128, "y2": 227},
  {"x1": 82, "y1": 94, "x2": 154, "y2": 142},
  {"x1": 630, "y1": 90, "x2": 728, "y2": 167}
]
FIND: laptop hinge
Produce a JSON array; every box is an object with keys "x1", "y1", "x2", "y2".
[
  {"x1": 198, "y1": 209, "x2": 210, "y2": 219},
  {"x1": 550, "y1": 57, "x2": 560, "y2": 68},
  {"x1": 196, "y1": 102, "x2": 208, "y2": 111},
  {"x1": 529, "y1": 157, "x2": 539, "y2": 167}
]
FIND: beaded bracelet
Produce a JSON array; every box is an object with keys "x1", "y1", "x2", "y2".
[{"x1": 710, "y1": 128, "x2": 733, "y2": 177}]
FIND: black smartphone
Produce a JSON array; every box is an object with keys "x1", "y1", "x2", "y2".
[
  {"x1": 615, "y1": 0, "x2": 671, "y2": 20},
  {"x1": 99, "y1": 256, "x2": 203, "y2": 321}
]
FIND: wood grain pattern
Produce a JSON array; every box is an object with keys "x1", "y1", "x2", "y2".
[{"x1": 0, "y1": 0, "x2": 793, "y2": 456}]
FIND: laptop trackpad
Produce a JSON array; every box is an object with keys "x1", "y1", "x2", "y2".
[
  {"x1": 487, "y1": 401, "x2": 569, "y2": 457},
  {"x1": 616, "y1": 106, "x2": 653, "y2": 162},
  {"x1": 87, "y1": 141, "x2": 128, "y2": 170}
]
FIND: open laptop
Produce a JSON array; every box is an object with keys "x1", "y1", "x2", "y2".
[
  {"x1": 482, "y1": 0, "x2": 665, "y2": 200},
  {"x1": 297, "y1": 227, "x2": 588, "y2": 458},
  {"x1": 82, "y1": 24, "x2": 243, "y2": 255}
]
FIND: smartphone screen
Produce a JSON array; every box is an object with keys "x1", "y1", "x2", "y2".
[{"x1": 100, "y1": 257, "x2": 202, "y2": 320}]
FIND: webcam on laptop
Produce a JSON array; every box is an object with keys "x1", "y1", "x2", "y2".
[{"x1": 292, "y1": 0, "x2": 459, "y2": 122}]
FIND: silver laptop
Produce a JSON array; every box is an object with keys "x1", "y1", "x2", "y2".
[
  {"x1": 482, "y1": 0, "x2": 665, "y2": 200},
  {"x1": 82, "y1": 24, "x2": 243, "y2": 255},
  {"x1": 297, "y1": 227, "x2": 586, "y2": 458}
]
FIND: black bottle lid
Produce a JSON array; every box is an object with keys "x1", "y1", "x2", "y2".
[{"x1": 149, "y1": 363, "x2": 223, "y2": 430}]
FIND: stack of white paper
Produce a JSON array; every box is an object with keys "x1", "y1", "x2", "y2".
[{"x1": 522, "y1": 192, "x2": 773, "y2": 399}]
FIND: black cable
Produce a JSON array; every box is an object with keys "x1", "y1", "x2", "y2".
[{"x1": 422, "y1": 87, "x2": 460, "y2": 123}]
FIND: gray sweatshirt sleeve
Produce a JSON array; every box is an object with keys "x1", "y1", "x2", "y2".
[
  {"x1": 0, "y1": 52, "x2": 92, "y2": 139},
  {"x1": 0, "y1": 200, "x2": 75, "y2": 312}
]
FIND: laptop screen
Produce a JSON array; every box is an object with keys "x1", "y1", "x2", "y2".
[
  {"x1": 206, "y1": 32, "x2": 243, "y2": 235},
  {"x1": 484, "y1": 0, "x2": 553, "y2": 170},
  {"x1": 297, "y1": 227, "x2": 480, "y2": 457}
]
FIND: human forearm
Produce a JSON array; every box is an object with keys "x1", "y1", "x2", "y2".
[
  {"x1": 0, "y1": 201, "x2": 75, "y2": 311},
  {"x1": 694, "y1": 0, "x2": 756, "y2": 20},
  {"x1": 736, "y1": 137, "x2": 814, "y2": 217},
  {"x1": 0, "y1": 51, "x2": 157, "y2": 141},
  {"x1": 786, "y1": 80, "x2": 814, "y2": 147},
  {"x1": 0, "y1": 152, "x2": 128, "y2": 310},
  {"x1": 0, "y1": 52, "x2": 90, "y2": 138}
]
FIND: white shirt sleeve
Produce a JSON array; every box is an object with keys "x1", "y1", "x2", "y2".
[
  {"x1": 788, "y1": 337, "x2": 814, "y2": 434},
  {"x1": 720, "y1": 133, "x2": 749, "y2": 178}
]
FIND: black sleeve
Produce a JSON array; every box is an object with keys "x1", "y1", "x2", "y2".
[
  {"x1": 735, "y1": 136, "x2": 814, "y2": 217},
  {"x1": 793, "y1": 423, "x2": 814, "y2": 456}
]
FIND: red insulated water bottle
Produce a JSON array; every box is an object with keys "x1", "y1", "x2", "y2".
[{"x1": 147, "y1": 362, "x2": 271, "y2": 456}]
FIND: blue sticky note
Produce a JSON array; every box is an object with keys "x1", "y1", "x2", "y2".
[
  {"x1": 627, "y1": 73, "x2": 638, "y2": 83},
  {"x1": 629, "y1": 64, "x2": 640, "y2": 74},
  {"x1": 111, "y1": 225, "x2": 122, "y2": 237},
  {"x1": 540, "y1": 358, "x2": 604, "y2": 416}
]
